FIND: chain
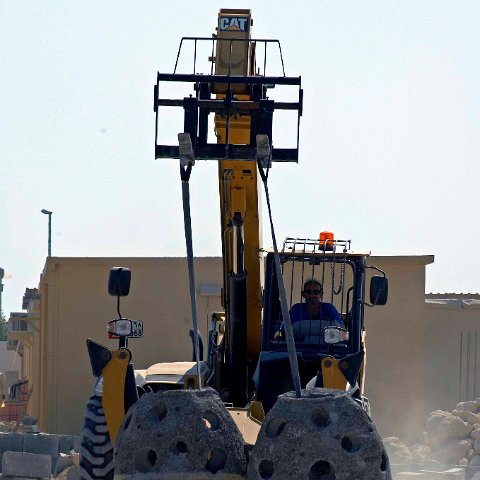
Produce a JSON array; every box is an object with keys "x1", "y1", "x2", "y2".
[{"x1": 331, "y1": 255, "x2": 346, "y2": 296}]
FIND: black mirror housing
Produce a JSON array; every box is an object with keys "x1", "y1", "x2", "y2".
[
  {"x1": 108, "y1": 267, "x2": 131, "y2": 297},
  {"x1": 370, "y1": 275, "x2": 388, "y2": 306}
]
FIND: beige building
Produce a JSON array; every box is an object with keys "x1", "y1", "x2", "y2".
[
  {"x1": 20, "y1": 257, "x2": 225, "y2": 435},
  {"x1": 0, "y1": 341, "x2": 21, "y2": 375},
  {"x1": 9, "y1": 254, "x2": 480, "y2": 444},
  {"x1": 424, "y1": 294, "x2": 480, "y2": 411}
]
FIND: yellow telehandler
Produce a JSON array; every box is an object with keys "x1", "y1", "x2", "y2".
[{"x1": 79, "y1": 9, "x2": 390, "y2": 480}]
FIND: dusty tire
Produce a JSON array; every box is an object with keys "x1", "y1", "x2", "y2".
[{"x1": 79, "y1": 395, "x2": 114, "y2": 480}]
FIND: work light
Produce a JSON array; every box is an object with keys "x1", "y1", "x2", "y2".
[
  {"x1": 324, "y1": 326, "x2": 349, "y2": 344},
  {"x1": 107, "y1": 319, "x2": 133, "y2": 338}
]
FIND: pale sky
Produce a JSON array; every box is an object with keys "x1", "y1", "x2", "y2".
[{"x1": 1, "y1": 1, "x2": 480, "y2": 316}]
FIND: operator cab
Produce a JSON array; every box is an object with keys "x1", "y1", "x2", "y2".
[
  {"x1": 263, "y1": 235, "x2": 359, "y2": 356},
  {"x1": 255, "y1": 234, "x2": 388, "y2": 412}
]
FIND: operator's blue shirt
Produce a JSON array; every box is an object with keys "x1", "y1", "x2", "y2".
[{"x1": 279, "y1": 302, "x2": 344, "y2": 332}]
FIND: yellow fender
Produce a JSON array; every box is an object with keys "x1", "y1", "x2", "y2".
[
  {"x1": 321, "y1": 356, "x2": 348, "y2": 390},
  {"x1": 102, "y1": 349, "x2": 131, "y2": 443}
]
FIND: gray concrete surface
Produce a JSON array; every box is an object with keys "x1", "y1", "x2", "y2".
[
  {"x1": 114, "y1": 474, "x2": 245, "y2": 479},
  {"x1": 0, "y1": 431, "x2": 80, "y2": 477},
  {"x1": 2, "y1": 451, "x2": 52, "y2": 478}
]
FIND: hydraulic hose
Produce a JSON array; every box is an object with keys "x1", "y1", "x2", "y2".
[{"x1": 228, "y1": 271, "x2": 248, "y2": 405}]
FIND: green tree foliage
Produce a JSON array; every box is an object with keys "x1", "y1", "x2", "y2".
[{"x1": 0, "y1": 312, "x2": 7, "y2": 341}]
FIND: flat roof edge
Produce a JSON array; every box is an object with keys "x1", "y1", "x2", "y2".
[{"x1": 369, "y1": 255, "x2": 434, "y2": 266}]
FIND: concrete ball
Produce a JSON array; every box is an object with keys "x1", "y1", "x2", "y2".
[
  {"x1": 114, "y1": 388, "x2": 246, "y2": 476},
  {"x1": 247, "y1": 388, "x2": 392, "y2": 480}
]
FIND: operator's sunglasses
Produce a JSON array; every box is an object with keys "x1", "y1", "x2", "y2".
[{"x1": 304, "y1": 289, "x2": 321, "y2": 295}]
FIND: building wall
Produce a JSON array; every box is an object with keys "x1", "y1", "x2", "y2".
[
  {"x1": 26, "y1": 253, "x2": 477, "y2": 443},
  {"x1": 28, "y1": 298, "x2": 41, "y2": 423},
  {"x1": 363, "y1": 256, "x2": 433, "y2": 443},
  {"x1": 37, "y1": 257, "x2": 223, "y2": 434},
  {"x1": 0, "y1": 342, "x2": 21, "y2": 376},
  {"x1": 423, "y1": 299, "x2": 480, "y2": 414}
]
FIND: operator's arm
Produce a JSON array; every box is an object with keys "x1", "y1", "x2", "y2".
[
  {"x1": 322, "y1": 303, "x2": 345, "y2": 328},
  {"x1": 274, "y1": 303, "x2": 301, "y2": 338}
]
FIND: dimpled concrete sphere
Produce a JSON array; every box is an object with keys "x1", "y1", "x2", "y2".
[
  {"x1": 247, "y1": 389, "x2": 392, "y2": 480},
  {"x1": 114, "y1": 388, "x2": 246, "y2": 477}
]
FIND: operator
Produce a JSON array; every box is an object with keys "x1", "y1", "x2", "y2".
[{"x1": 274, "y1": 278, "x2": 344, "y2": 338}]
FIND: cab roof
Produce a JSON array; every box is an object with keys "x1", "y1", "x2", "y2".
[{"x1": 261, "y1": 248, "x2": 371, "y2": 259}]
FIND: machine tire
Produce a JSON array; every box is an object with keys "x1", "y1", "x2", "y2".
[{"x1": 79, "y1": 395, "x2": 114, "y2": 480}]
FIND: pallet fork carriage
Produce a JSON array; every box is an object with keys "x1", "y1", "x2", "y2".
[
  {"x1": 154, "y1": 70, "x2": 302, "y2": 162},
  {"x1": 154, "y1": 35, "x2": 302, "y2": 163}
]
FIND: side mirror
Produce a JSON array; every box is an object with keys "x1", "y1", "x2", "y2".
[
  {"x1": 370, "y1": 276, "x2": 388, "y2": 306},
  {"x1": 108, "y1": 267, "x2": 131, "y2": 297}
]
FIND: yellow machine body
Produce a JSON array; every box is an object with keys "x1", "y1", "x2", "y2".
[
  {"x1": 102, "y1": 349, "x2": 131, "y2": 443},
  {"x1": 214, "y1": 9, "x2": 263, "y2": 361},
  {"x1": 213, "y1": 9, "x2": 252, "y2": 93}
]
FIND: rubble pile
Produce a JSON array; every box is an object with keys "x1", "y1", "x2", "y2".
[
  {"x1": 0, "y1": 417, "x2": 81, "y2": 479},
  {"x1": 384, "y1": 398, "x2": 480, "y2": 479},
  {"x1": 0, "y1": 416, "x2": 39, "y2": 434}
]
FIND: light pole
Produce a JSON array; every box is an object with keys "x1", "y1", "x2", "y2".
[{"x1": 41, "y1": 209, "x2": 52, "y2": 257}]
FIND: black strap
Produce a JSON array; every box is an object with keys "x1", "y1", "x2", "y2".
[
  {"x1": 257, "y1": 159, "x2": 302, "y2": 398},
  {"x1": 180, "y1": 163, "x2": 193, "y2": 182},
  {"x1": 180, "y1": 162, "x2": 202, "y2": 388}
]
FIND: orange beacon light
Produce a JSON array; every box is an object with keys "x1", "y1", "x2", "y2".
[{"x1": 319, "y1": 231, "x2": 334, "y2": 250}]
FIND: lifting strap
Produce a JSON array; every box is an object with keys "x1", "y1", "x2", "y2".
[
  {"x1": 256, "y1": 159, "x2": 302, "y2": 398},
  {"x1": 180, "y1": 162, "x2": 202, "y2": 389}
]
